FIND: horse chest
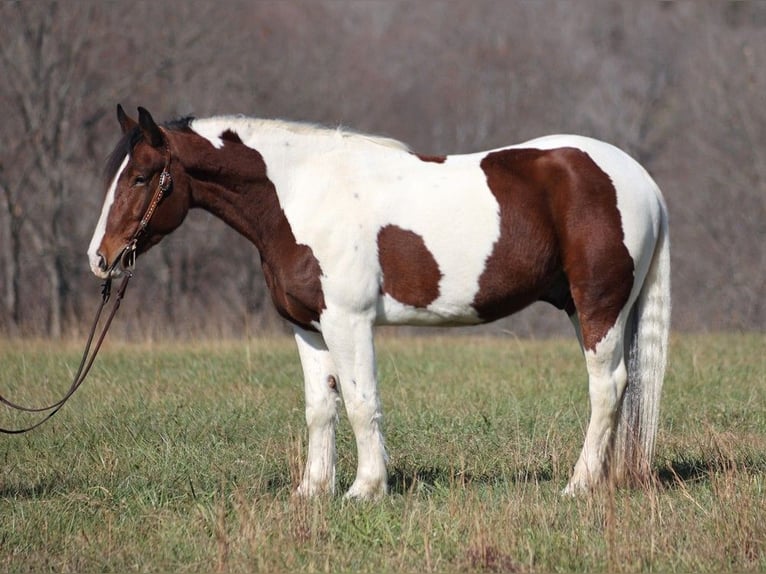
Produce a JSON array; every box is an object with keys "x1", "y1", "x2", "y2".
[{"x1": 260, "y1": 246, "x2": 326, "y2": 331}]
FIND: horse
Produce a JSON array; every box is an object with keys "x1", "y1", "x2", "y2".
[{"x1": 88, "y1": 105, "x2": 670, "y2": 498}]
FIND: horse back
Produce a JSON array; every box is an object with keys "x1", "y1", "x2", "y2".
[{"x1": 276, "y1": 135, "x2": 663, "y2": 329}]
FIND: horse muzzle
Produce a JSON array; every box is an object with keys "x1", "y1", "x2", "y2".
[{"x1": 89, "y1": 242, "x2": 136, "y2": 279}]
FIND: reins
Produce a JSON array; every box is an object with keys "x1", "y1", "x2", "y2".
[
  {"x1": 0, "y1": 149, "x2": 172, "y2": 434},
  {"x1": 0, "y1": 272, "x2": 131, "y2": 434}
]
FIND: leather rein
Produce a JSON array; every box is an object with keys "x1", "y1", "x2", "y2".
[{"x1": 0, "y1": 150, "x2": 172, "y2": 434}]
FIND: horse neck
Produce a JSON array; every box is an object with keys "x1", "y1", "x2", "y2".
[
  {"x1": 177, "y1": 129, "x2": 295, "y2": 255},
  {"x1": 177, "y1": 117, "x2": 408, "y2": 255}
]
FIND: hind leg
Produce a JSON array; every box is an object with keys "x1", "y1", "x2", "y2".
[{"x1": 564, "y1": 313, "x2": 629, "y2": 495}]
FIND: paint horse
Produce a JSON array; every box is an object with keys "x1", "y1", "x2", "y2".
[{"x1": 89, "y1": 106, "x2": 670, "y2": 498}]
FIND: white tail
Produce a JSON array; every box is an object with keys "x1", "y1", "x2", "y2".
[{"x1": 613, "y1": 199, "x2": 671, "y2": 484}]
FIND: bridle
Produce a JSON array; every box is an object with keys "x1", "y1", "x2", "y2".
[
  {"x1": 0, "y1": 145, "x2": 173, "y2": 434},
  {"x1": 118, "y1": 144, "x2": 173, "y2": 272}
]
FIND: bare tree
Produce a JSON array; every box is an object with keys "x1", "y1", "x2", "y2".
[
  {"x1": 0, "y1": 163, "x2": 26, "y2": 333},
  {"x1": 0, "y1": 2, "x2": 100, "y2": 336},
  {"x1": 672, "y1": 3, "x2": 766, "y2": 329}
]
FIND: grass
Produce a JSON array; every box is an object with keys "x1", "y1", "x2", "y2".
[{"x1": 0, "y1": 333, "x2": 764, "y2": 572}]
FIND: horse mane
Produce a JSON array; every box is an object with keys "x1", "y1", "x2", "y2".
[
  {"x1": 194, "y1": 115, "x2": 411, "y2": 153},
  {"x1": 104, "y1": 114, "x2": 409, "y2": 185},
  {"x1": 260, "y1": 118, "x2": 410, "y2": 152}
]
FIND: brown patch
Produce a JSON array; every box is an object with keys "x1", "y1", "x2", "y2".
[
  {"x1": 220, "y1": 129, "x2": 243, "y2": 145},
  {"x1": 171, "y1": 130, "x2": 326, "y2": 331},
  {"x1": 377, "y1": 225, "x2": 441, "y2": 308},
  {"x1": 475, "y1": 147, "x2": 634, "y2": 350},
  {"x1": 414, "y1": 153, "x2": 447, "y2": 164}
]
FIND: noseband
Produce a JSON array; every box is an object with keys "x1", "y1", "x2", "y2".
[{"x1": 0, "y1": 146, "x2": 173, "y2": 434}]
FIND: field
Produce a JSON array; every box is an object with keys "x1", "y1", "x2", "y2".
[{"x1": 0, "y1": 333, "x2": 764, "y2": 573}]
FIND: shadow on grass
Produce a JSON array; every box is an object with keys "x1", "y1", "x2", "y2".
[
  {"x1": 264, "y1": 474, "x2": 294, "y2": 493},
  {"x1": 387, "y1": 464, "x2": 555, "y2": 494},
  {"x1": 0, "y1": 476, "x2": 69, "y2": 500},
  {"x1": 387, "y1": 452, "x2": 766, "y2": 495},
  {"x1": 7, "y1": 454, "x2": 762, "y2": 501},
  {"x1": 656, "y1": 453, "x2": 766, "y2": 488}
]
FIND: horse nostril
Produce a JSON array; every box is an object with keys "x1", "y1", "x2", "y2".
[{"x1": 97, "y1": 252, "x2": 107, "y2": 272}]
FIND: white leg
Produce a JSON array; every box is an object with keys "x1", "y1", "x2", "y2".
[
  {"x1": 564, "y1": 320, "x2": 628, "y2": 495},
  {"x1": 320, "y1": 308, "x2": 388, "y2": 499},
  {"x1": 293, "y1": 327, "x2": 340, "y2": 497}
]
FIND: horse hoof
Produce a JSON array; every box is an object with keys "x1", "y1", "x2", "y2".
[
  {"x1": 344, "y1": 480, "x2": 387, "y2": 500},
  {"x1": 294, "y1": 481, "x2": 334, "y2": 498}
]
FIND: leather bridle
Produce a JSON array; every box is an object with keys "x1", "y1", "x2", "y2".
[
  {"x1": 117, "y1": 144, "x2": 173, "y2": 272},
  {"x1": 0, "y1": 146, "x2": 172, "y2": 434}
]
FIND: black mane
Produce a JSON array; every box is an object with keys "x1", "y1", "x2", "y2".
[{"x1": 102, "y1": 115, "x2": 195, "y2": 186}]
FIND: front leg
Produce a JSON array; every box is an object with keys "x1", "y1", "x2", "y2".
[
  {"x1": 320, "y1": 307, "x2": 388, "y2": 499},
  {"x1": 293, "y1": 327, "x2": 341, "y2": 497}
]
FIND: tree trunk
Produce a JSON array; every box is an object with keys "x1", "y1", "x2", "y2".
[
  {"x1": 0, "y1": 176, "x2": 22, "y2": 334},
  {"x1": 47, "y1": 261, "x2": 62, "y2": 339}
]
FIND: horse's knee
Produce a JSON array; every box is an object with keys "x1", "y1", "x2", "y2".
[
  {"x1": 305, "y1": 379, "x2": 340, "y2": 428},
  {"x1": 344, "y1": 393, "x2": 381, "y2": 428}
]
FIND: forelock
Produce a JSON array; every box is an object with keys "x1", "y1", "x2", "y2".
[{"x1": 103, "y1": 127, "x2": 141, "y2": 186}]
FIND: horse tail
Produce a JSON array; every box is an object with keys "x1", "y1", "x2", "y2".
[{"x1": 613, "y1": 193, "x2": 671, "y2": 485}]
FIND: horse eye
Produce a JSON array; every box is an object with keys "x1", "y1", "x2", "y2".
[{"x1": 133, "y1": 175, "x2": 147, "y2": 187}]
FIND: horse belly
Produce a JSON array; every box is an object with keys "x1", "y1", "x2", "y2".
[
  {"x1": 373, "y1": 262, "x2": 553, "y2": 326},
  {"x1": 375, "y1": 293, "x2": 483, "y2": 326}
]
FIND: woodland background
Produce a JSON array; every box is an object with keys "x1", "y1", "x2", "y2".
[{"x1": 0, "y1": 1, "x2": 763, "y2": 339}]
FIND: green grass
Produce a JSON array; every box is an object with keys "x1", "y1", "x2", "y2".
[{"x1": 0, "y1": 333, "x2": 764, "y2": 573}]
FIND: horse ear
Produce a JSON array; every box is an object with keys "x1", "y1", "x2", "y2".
[
  {"x1": 137, "y1": 106, "x2": 165, "y2": 149},
  {"x1": 116, "y1": 104, "x2": 138, "y2": 134}
]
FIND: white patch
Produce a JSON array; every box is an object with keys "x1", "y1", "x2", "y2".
[
  {"x1": 187, "y1": 119, "x2": 226, "y2": 149},
  {"x1": 88, "y1": 155, "x2": 128, "y2": 277}
]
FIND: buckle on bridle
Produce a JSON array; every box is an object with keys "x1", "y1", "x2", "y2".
[
  {"x1": 120, "y1": 240, "x2": 137, "y2": 273},
  {"x1": 158, "y1": 169, "x2": 172, "y2": 193}
]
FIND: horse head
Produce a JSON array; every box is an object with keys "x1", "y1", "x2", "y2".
[{"x1": 88, "y1": 105, "x2": 191, "y2": 278}]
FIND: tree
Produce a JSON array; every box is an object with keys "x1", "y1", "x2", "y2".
[
  {"x1": 0, "y1": 1, "x2": 99, "y2": 336},
  {"x1": 0, "y1": 163, "x2": 26, "y2": 333}
]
